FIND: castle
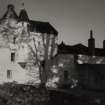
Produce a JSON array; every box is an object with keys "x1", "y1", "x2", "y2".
[
  {"x1": 0, "y1": 4, "x2": 58, "y2": 84},
  {"x1": 0, "y1": 4, "x2": 105, "y2": 89}
]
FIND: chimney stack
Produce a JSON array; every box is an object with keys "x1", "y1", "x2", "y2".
[
  {"x1": 103, "y1": 40, "x2": 105, "y2": 50},
  {"x1": 88, "y1": 30, "x2": 95, "y2": 56}
]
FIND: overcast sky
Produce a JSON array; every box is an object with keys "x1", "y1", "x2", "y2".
[{"x1": 0, "y1": 0, "x2": 105, "y2": 48}]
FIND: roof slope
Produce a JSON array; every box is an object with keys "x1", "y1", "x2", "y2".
[
  {"x1": 29, "y1": 20, "x2": 58, "y2": 35},
  {"x1": 58, "y1": 42, "x2": 105, "y2": 57},
  {"x1": 19, "y1": 9, "x2": 29, "y2": 22},
  {"x1": 0, "y1": 4, "x2": 58, "y2": 35},
  {"x1": 1, "y1": 4, "x2": 18, "y2": 20}
]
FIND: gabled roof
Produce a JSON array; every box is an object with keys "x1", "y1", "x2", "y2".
[
  {"x1": 58, "y1": 42, "x2": 105, "y2": 57},
  {"x1": 73, "y1": 43, "x2": 88, "y2": 55},
  {"x1": 29, "y1": 20, "x2": 58, "y2": 35},
  {"x1": 58, "y1": 43, "x2": 88, "y2": 55}
]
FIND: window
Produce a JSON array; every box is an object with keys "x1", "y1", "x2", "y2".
[
  {"x1": 7, "y1": 70, "x2": 12, "y2": 79},
  {"x1": 64, "y1": 70, "x2": 69, "y2": 81},
  {"x1": 11, "y1": 52, "x2": 15, "y2": 62}
]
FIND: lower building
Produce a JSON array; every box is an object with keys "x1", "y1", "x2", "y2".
[{"x1": 55, "y1": 30, "x2": 105, "y2": 90}]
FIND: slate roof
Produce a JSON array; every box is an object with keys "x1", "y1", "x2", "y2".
[
  {"x1": 19, "y1": 9, "x2": 29, "y2": 22},
  {"x1": 18, "y1": 7, "x2": 58, "y2": 35},
  {"x1": 0, "y1": 4, "x2": 58, "y2": 36},
  {"x1": 2, "y1": 4, "x2": 18, "y2": 20},
  {"x1": 29, "y1": 20, "x2": 58, "y2": 35},
  {"x1": 58, "y1": 42, "x2": 105, "y2": 57}
]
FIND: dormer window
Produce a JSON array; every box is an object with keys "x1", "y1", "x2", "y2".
[{"x1": 11, "y1": 52, "x2": 15, "y2": 62}]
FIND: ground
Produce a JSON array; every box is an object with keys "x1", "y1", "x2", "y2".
[
  {"x1": 0, "y1": 83, "x2": 104, "y2": 105},
  {"x1": 0, "y1": 83, "x2": 50, "y2": 105}
]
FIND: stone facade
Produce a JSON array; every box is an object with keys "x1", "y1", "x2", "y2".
[
  {"x1": 0, "y1": 4, "x2": 58, "y2": 85},
  {"x1": 56, "y1": 30, "x2": 105, "y2": 89}
]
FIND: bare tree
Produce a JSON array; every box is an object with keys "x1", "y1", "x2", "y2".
[
  {"x1": 28, "y1": 32, "x2": 57, "y2": 87},
  {"x1": 0, "y1": 18, "x2": 58, "y2": 86}
]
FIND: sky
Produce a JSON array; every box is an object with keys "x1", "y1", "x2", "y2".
[{"x1": 0, "y1": 0, "x2": 105, "y2": 48}]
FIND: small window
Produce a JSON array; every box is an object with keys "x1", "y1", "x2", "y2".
[
  {"x1": 38, "y1": 41, "x2": 40, "y2": 45},
  {"x1": 7, "y1": 70, "x2": 12, "y2": 79},
  {"x1": 11, "y1": 52, "x2": 15, "y2": 62},
  {"x1": 64, "y1": 70, "x2": 69, "y2": 80}
]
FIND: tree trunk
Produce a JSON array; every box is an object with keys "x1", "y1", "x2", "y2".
[{"x1": 43, "y1": 34, "x2": 50, "y2": 86}]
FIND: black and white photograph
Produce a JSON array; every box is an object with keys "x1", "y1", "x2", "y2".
[{"x1": 0, "y1": 0, "x2": 104, "y2": 105}]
